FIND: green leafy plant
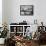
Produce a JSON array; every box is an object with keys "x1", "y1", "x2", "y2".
[{"x1": 0, "y1": 23, "x2": 9, "y2": 38}]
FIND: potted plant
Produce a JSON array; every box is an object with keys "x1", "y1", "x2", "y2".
[{"x1": 0, "y1": 23, "x2": 9, "y2": 44}]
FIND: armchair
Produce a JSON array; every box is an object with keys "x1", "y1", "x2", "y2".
[{"x1": 38, "y1": 26, "x2": 46, "y2": 45}]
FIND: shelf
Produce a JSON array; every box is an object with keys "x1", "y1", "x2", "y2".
[
  {"x1": 16, "y1": 32, "x2": 23, "y2": 33},
  {"x1": 9, "y1": 25, "x2": 31, "y2": 27},
  {"x1": 9, "y1": 25, "x2": 31, "y2": 36},
  {"x1": 10, "y1": 32, "x2": 23, "y2": 33},
  {"x1": 10, "y1": 32, "x2": 15, "y2": 33}
]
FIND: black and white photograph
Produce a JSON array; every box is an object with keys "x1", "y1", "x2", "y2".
[{"x1": 20, "y1": 5, "x2": 34, "y2": 16}]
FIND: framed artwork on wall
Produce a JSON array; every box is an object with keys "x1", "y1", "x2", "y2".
[{"x1": 20, "y1": 5, "x2": 34, "y2": 16}]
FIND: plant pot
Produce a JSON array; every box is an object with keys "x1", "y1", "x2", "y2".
[{"x1": 0, "y1": 38, "x2": 5, "y2": 44}]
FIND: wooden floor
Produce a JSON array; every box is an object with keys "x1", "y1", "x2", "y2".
[
  {"x1": 0, "y1": 44, "x2": 4, "y2": 46},
  {"x1": 0, "y1": 44, "x2": 46, "y2": 46},
  {"x1": 40, "y1": 45, "x2": 46, "y2": 46}
]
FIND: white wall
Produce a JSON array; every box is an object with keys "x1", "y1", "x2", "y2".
[
  {"x1": 0, "y1": 0, "x2": 2, "y2": 27},
  {"x1": 2, "y1": 0, "x2": 6, "y2": 24},
  {"x1": 2, "y1": 0, "x2": 9, "y2": 25},
  {"x1": 3, "y1": 0, "x2": 46, "y2": 26}
]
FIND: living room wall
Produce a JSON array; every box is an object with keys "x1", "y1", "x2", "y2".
[
  {"x1": 3, "y1": 0, "x2": 46, "y2": 26},
  {"x1": 0, "y1": 0, "x2": 2, "y2": 27}
]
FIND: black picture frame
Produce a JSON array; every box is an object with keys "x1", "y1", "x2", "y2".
[{"x1": 20, "y1": 5, "x2": 34, "y2": 16}]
